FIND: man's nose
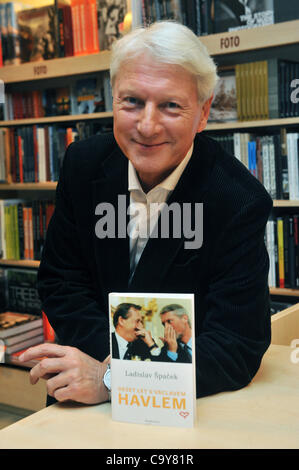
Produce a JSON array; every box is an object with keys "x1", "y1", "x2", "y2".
[{"x1": 137, "y1": 103, "x2": 161, "y2": 137}]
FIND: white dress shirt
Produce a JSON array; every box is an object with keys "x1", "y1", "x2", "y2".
[
  {"x1": 128, "y1": 144, "x2": 194, "y2": 279},
  {"x1": 114, "y1": 331, "x2": 131, "y2": 360}
]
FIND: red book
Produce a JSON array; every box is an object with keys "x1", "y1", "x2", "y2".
[
  {"x1": 84, "y1": 0, "x2": 99, "y2": 54},
  {"x1": 42, "y1": 311, "x2": 55, "y2": 342},
  {"x1": 63, "y1": 4, "x2": 74, "y2": 56},
  {"x1": 23, "y1": 206, "x2": 29, "y2": 259}
]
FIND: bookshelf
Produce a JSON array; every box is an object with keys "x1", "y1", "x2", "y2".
[{"x1": 199, "y1": 20, "x2": 299, "y2": 56}]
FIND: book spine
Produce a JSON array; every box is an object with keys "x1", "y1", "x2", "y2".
[
  {"x1": 17, "y1": 202, "x2": 24, "y2": 260},
  {"x1": 268, "y1": 136, "x2": 276, "y2": 199},
  {"x1": 273, "y1": 217, "x2": 279, "y2": 287},
  {"x1": 283, "y1": 215, "x2": 290, "y2": 288},
  {"x1": 23, "y1": 206, "x2": 29, "y2": 260},
  {"x1": 268, "y1": 58, "x2": 279, "y2": 119},
  {"x1": 288, "y1": 215, "x2": 296, "y2": 288},
  {"x1": 277, "y1": 217, "x2": 285, "y2": 288}
]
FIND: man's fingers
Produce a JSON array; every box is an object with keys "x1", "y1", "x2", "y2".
[
  {"x1": 46, "y1": 371, "x2": 71, "y2": 398},
  {"x1": 103, "y1": 354, "x2": 111, "y2": 364},
  {"x1": 29, "y1": 357, "x2": 65, "y2": 385},
  {"x1": 19, "y1": 343, "x2": 70, "y2": 362},
  {"x1": 53, "y1": 385, "x2": 74, "y2": 402}
]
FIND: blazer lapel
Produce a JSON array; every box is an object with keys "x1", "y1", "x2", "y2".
[{"x1": 92, "y1": 146, "x2": 131, "y2": 295}]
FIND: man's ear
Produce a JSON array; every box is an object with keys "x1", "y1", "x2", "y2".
[{"x1": 197, "y1": 95, "x2": 213, "y2": 133}]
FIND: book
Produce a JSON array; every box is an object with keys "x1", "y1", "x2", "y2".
[
  {"x1": 209, "y1": 70, "x2": 237, "y2": 122},
  {"x1": 17, "y1": 5, "x2": 57, "y2": 63},
  {"x1": 109, "y1": 292, "x2": 196, "y2": 428},
  {"x1": 0, "y1": 311, "x2": 43, "y2": 339},
  {"x1": 3, "y1": 326, "x2": 44, "y2": 346},
  {"x1": 214, "y1": 0, "x2": 275, "y2": 33},
  {"x1": 4, "y1": 333, "x2": 44, "y2": 354},
  {"x1": 5, "y1": 267, "x2": 42, "y2": 314},
  {"x1": 97, "y1": 0, "x2": 127, "y2": 51},
  {"x1": 6, "y1": 2, "x2": 25, "y2": 65},
  {"x1": 72, "y1": 76, "x2": 104, "y2": 114}
]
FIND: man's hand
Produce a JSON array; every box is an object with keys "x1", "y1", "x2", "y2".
[
  {"x1": 160, "y1": 323, "x2": 178, "y2": 353},
  {"x1": 135, "y1": 328, "x2": 155, "y2": 348},
  {"x1": 19, "y1": 343, "x2": 110, "y2": 405}
]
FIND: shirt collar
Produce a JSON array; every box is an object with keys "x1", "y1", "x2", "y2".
[
  {"x1": 115, "y1": 330, "x2": 130, "y2": 349},
  {"x1": 128, "y1": 143, "x2": 194, "y2": 194}
]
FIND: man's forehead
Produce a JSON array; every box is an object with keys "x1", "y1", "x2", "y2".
[{"x1": 128, "y1": 307, "x2": 142, "y2": 318}]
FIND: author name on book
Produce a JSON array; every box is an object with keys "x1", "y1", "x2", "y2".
[{"x1": 125, "y1": 370, "x2": 178, "y2": 380}]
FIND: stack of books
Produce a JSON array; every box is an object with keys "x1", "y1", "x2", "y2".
[{"x1": 0, "y1": 311, "x2": 44, "y2": 365}]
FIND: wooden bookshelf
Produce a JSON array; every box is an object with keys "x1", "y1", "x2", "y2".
[
  {"x1": 2, "y1": 115, "x2": 299, "y2": 129},
  {"x1": 0, "y1": 50, "x2": 111, "y2": 84},
  {"x1": 273, "y1": 200, "x2": 299, "y2": 207},
  {"x1": 0, "y1": 259, "x2": 40, "y2": 268},
  {"x1": 206, "y1": 117, "x2": 299, "y2": 131},
  {"x1": 0, "y1": 182, "x2": 57, "y2": 190},
  {"x1": 0, "y1": 112, "x2": 114, "y2": 127},
  {"x1": 270, "y1": 288, "x2": 299, "y2": 297},
  {"x1": 200, "y1": 19, "x2": 299, "y2": 56},
  {"x1": 0, "y1": 19, "x2": 297, "y2": 86}
]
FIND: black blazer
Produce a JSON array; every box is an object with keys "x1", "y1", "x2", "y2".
[{"x1": 38, "y1": 132, "x2": 273, "y2": 398}]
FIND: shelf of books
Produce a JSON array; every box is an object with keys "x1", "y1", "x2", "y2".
[{"x1": 0, "y1": 20, "x2": 298, "y2": 85}]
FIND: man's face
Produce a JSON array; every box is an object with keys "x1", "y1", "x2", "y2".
[
  {"x1": 120, "y1": 307, "x2": 143, "y2": 342},
  {"x1": 160, "y1": 311, "x2": 188, "y2": 340},
  {"x1": 113, "y1": 54, "x2": 212, "y2": 189}
]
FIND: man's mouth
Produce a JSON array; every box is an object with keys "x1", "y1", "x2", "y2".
[{"x1": 134, "y1": 140, "x2": 167, "y2": 148}]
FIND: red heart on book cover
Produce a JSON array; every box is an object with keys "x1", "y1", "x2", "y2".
[{"x1": 179, "y1": 411, "x2": 189, "y2": 419}]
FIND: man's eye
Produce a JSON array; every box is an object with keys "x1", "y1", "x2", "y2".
[
  {"x1": 124, "y1": 97, "x2": 141, "y2": 106},
  {"x1": 165, "y1": 102, "x2": 180, "y2": 109}
]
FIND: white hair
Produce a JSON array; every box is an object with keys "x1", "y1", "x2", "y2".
[{"x1": 110, "y1": 21, "x2": 218, "y2": 103}]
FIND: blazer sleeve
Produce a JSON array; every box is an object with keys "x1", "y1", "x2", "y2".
[
  {"x1": 37, "y1": 144, "x2": 110, "y2": 361},
  {"x1": 196, "y1": 195, "x2": 273, "y2": 397}
]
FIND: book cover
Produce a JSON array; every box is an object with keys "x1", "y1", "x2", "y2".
[
  {"x1": 0, "y1": 311, "x2": 43, "y2": 339},
  {"x1": 72, "y1": 77, "x2": 104, "y2": 114},
  {"x1": 109, "y1": 292, "x2": 196, "y2": 428},
  {"x1": 5, "y1": 267, "x2": 42, "y2": 314},
  {"x1": 55, "y1": 87, "x2": 71, "y2": 115},
  {"x1": 97, "y1": 0, "x2": 127, "y2": 51},
  {"x1": 214, "y1": 0, "x2": 274, "y2": 33},
  {"x1": 209, "y1": 70, "x2": 237, "y2": 122},
  {"x1": 17, "y1": 5, "x2": 57, "y2": 63}
]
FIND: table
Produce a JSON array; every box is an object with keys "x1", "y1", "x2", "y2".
[{"x1": 0, "y1": 344, "x2": 298, "y2": 449}]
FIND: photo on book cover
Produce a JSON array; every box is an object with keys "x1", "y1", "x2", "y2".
[
  {"x1": 209, "y1": 70, "x2": 237, "y2": 122},
  {"x1": 214, "y1": 0, "x2": 274, "y2": 33},
  {"x1": 108, "y1": 292, "x2": 196, "y2": 427}
]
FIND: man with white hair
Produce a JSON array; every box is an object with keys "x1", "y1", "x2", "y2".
[{"x1": 20, "y1": 21, "x2": 272, "y2": 405}]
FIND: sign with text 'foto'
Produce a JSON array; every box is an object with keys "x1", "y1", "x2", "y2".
[{"x1": 108, "y1": 292, "x2": 196, "y2": 427}]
